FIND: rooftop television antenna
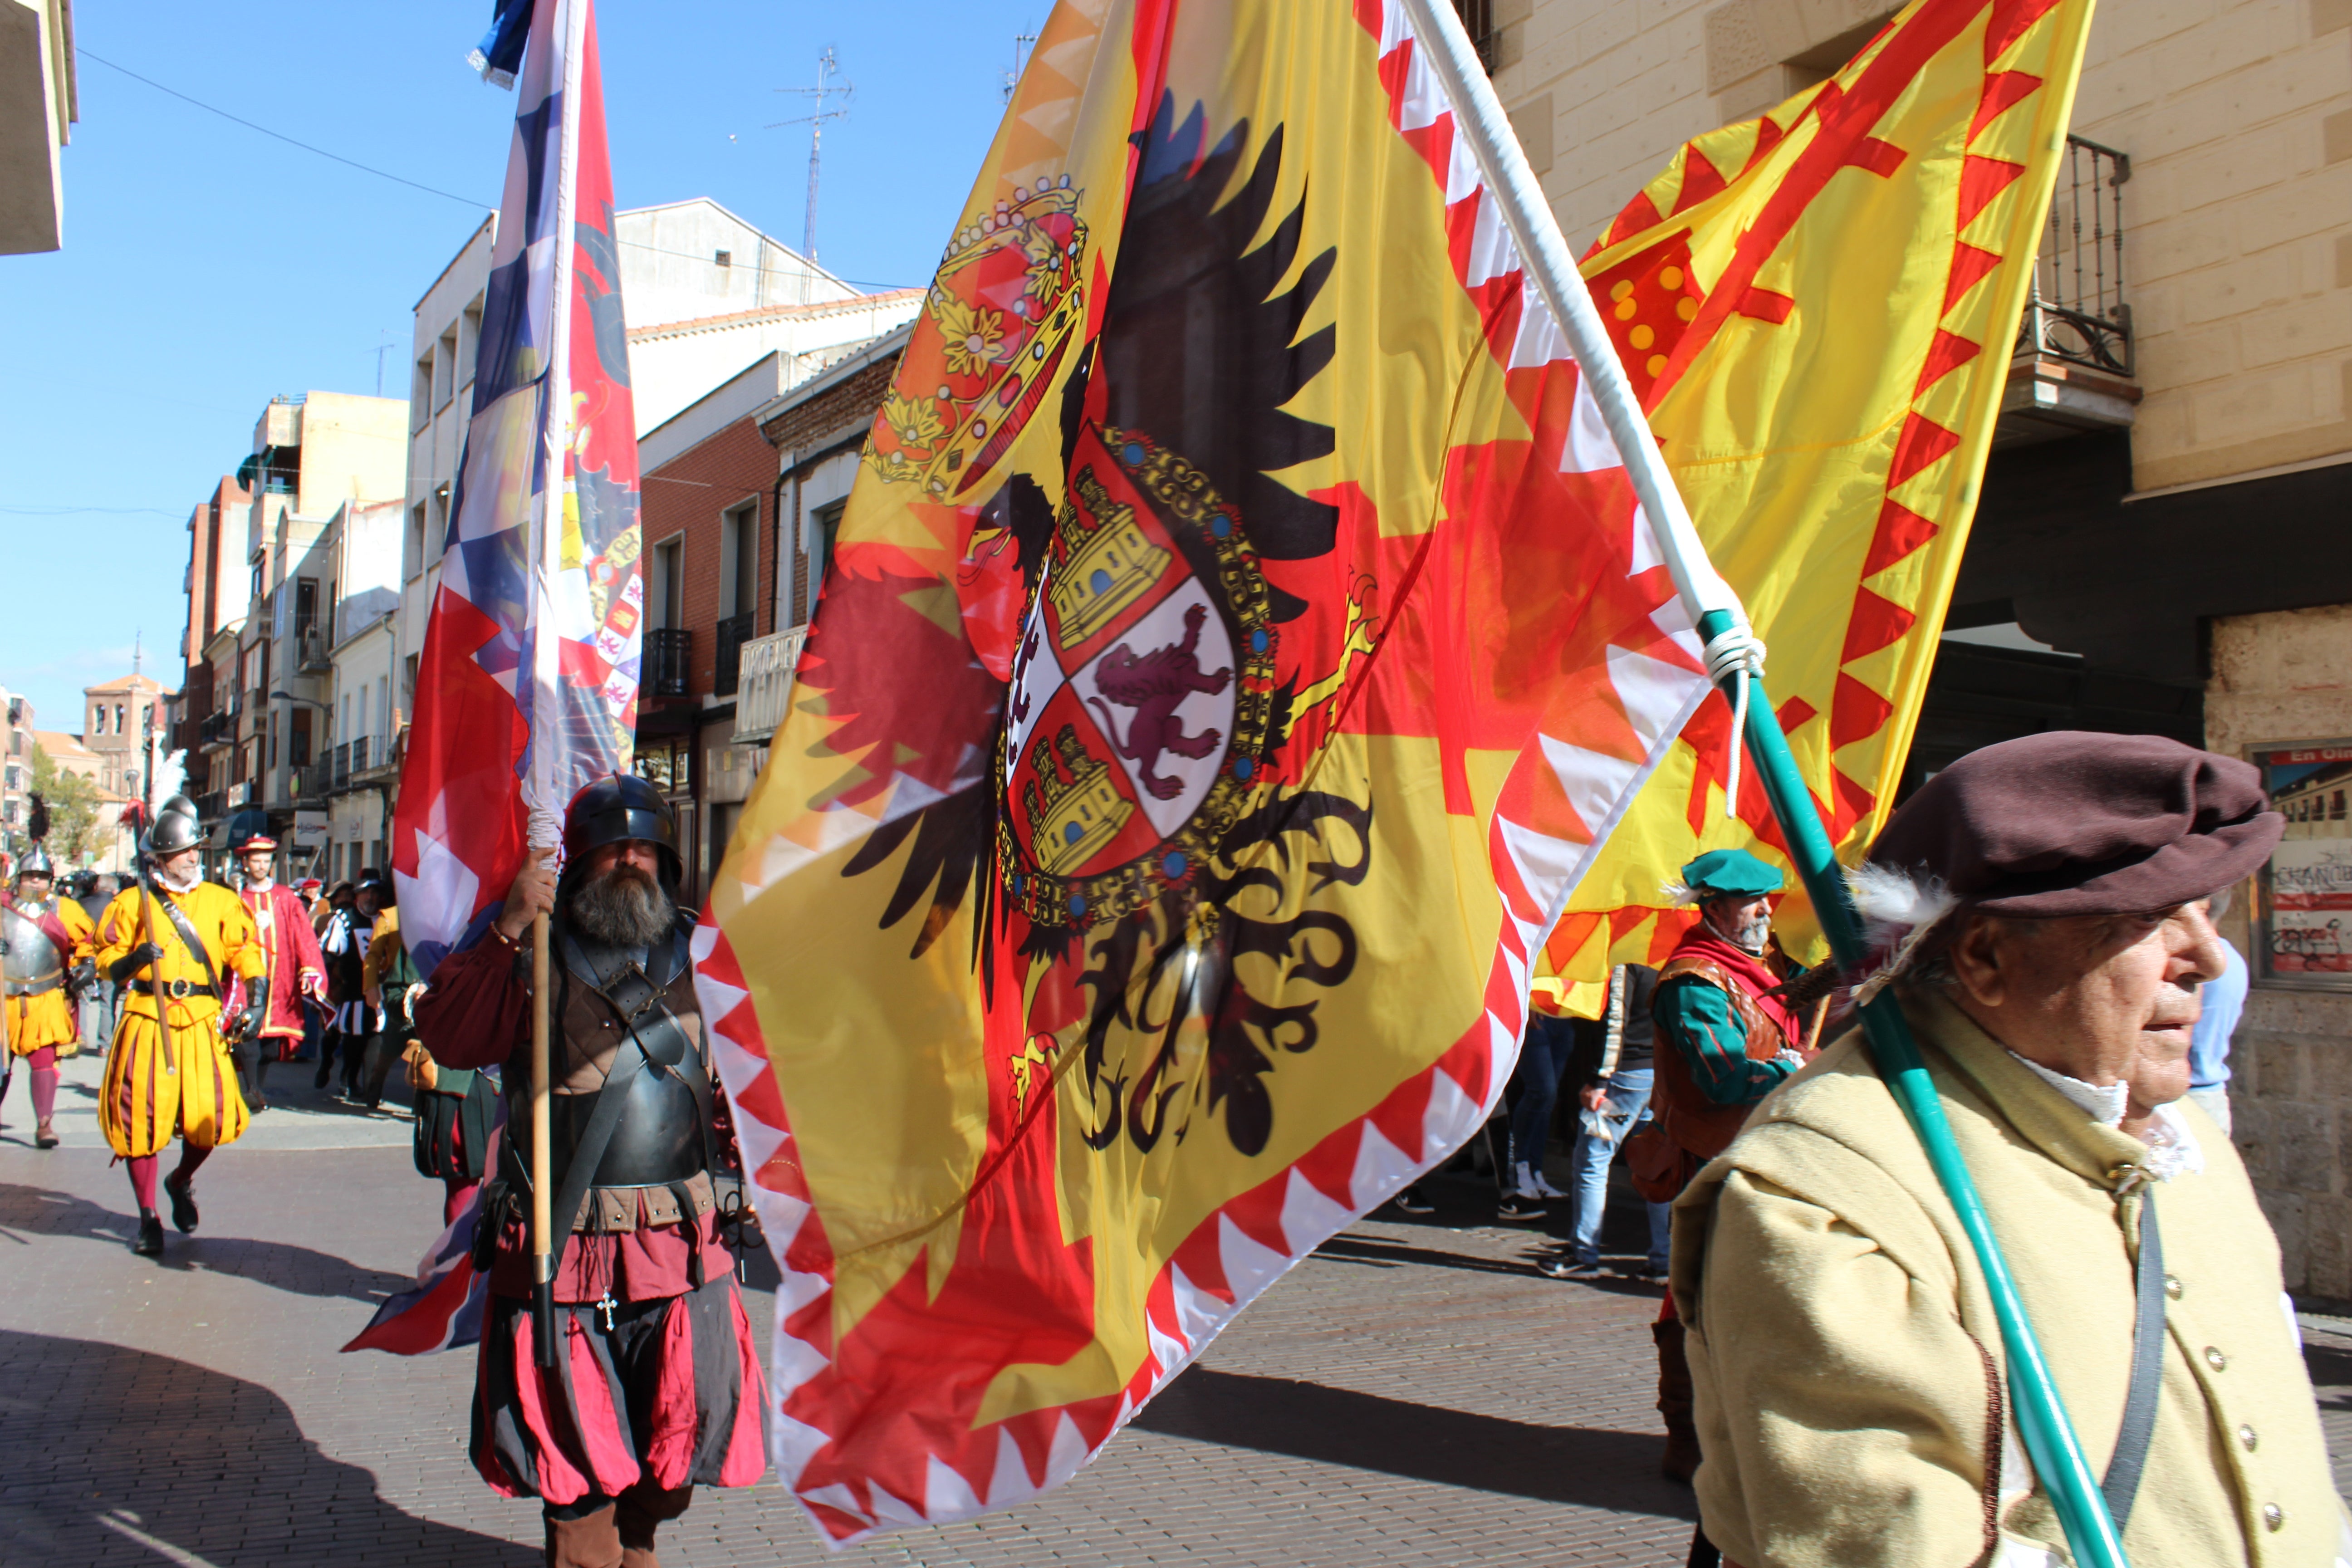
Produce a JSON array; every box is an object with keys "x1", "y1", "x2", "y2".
[
  {"x1": 1004, "y1": 30, "x2": 1037, "y2": 103},
  {"x1": 769, "y1": 49, "x2": 852, "y2": 268}
]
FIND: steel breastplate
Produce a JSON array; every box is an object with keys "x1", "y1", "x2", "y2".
[
  {"x1": 2, "y1": 902, "x2": 60, "y2": 986},
  {"x1": 544, "y1": 1034, "x2": 710, "y2": 1191}
]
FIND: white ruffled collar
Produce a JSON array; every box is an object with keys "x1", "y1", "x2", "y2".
[{"x1": 2008, "y1": 1050, "x2": 2204, "y2": 1181}]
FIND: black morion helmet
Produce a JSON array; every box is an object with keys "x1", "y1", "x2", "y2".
[{"x1": 561, "y1": 773, "x2": 681, "y2": 896}]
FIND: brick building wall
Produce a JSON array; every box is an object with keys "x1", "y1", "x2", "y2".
[{"x1": 640, "y1": 415, "x2": 784, "y2": 701}]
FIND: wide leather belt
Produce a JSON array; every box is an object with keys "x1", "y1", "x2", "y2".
[
  {"x1": 3, "y1": 972, "x2": 62, "y2": 998},
  {"x1": 131, "y1": 978, "x2": 217, "y2": 1000}
]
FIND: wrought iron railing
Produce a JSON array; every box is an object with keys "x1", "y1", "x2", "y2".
[
  {"x1": 714, "y1": 612, "x2": 758, "y2": 698},
  {"x1": 647, "y1": 627, "x2": 692, "y2": 700},
  {"x1": 295, "y1": 627, "x2": 330, "y2": 672},
  {"x1": 2017, "y1": 134, "x2": 2132, "y2": 378}
]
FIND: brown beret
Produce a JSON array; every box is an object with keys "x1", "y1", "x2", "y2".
[{"x1": 1866, "y1": 731, "x2": 2283, "y2": 917}]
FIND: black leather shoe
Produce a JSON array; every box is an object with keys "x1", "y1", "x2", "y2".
[
  {"x1": 165, "y1": 1171, "x2": 200, "y2": 1234},
  {"x1": 134, "y1": 1210, "x2": 165, "y2": 1257}
]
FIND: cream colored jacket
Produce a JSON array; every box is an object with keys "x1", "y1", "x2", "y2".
[{"x1": 1670, "y1": 983, "x2": 2347, "y2": 1568}]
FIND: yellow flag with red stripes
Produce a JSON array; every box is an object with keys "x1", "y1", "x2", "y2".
[{"x1": 1544, "y1": 0, "x2": 2097, "y2": 988}]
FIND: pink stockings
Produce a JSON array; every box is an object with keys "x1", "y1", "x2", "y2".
[
  {"x1": 4, "y1": 1046, "x2": 59, "y2": 1124},
  {"x1": 126, "y1": 1144, "x2": 211, "y2": 1212}
]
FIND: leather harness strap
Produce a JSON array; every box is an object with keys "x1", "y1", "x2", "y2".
[
  {"x1": 2101, "y1": 1189, "x2": 2165, "y2": 1531},
  {"x1": 152, "y1": 892, "x2": 227, "y2": 1011}
]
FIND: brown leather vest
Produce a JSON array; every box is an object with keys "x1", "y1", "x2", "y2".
[{"x1": 1651, "y1": 953, "x2": 1792, "y2": 1163}]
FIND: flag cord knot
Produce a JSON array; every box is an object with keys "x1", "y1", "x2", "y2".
[{"x1": 1702, "y1": 623, "x2": 1767, "y2": 819}]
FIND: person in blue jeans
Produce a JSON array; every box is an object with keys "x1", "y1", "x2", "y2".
[
  {"x1": 1540, "y1": 963, "x2": 1671, "y2": 1279},
  {"x1": 1497, "y1": 1008, "x2": 1577, "y2": 1216}
]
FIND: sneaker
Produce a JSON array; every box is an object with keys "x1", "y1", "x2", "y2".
[
  {"x1": 1509, "y1": 1161, "x2": 1546, "y2": 1200},
  {"x1": 1389, "y1": 1186, "x2": 1436, "y2": 1215},
  {"x1": 1529, "y1": 1171, "x2": 1569, "y2": 1199},
  {"x1": 34, "y1": 1120, "x2": 58, "y2": 1149},
  {"x1": 164, "y1": 1171, "x2": 200, "y2": 1235},
  {"x1": 133, "y1": 1210, "x2": 165, "y2": 1257},
  {"x1": 1537, "y1": 1254, "x2": 1608, "y2": 1280},
  {"x1": 1494, "y1": 1196, "x2": 1547, "y2": 1223}
]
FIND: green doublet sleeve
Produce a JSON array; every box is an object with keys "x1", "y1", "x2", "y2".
[{"x1": 1655, "y1": 974, "x2": 1793, "y2": 1107}]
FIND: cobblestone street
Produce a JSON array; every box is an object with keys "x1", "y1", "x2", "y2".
[{"x1": 3, "y1": 1050, "x2": 2347, "y2": 1567}]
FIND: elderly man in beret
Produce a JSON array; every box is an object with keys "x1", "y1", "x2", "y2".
[{"x1": 1671, "y1": 733, "x2": 2347, "y2": 1566}]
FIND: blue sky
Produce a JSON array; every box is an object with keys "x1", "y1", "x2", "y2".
[{"x1": 0, "y1": 0, "x2": 1045, "y2": 730}]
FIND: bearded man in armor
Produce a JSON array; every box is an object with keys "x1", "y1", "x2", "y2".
[
  {"x1": 95, "y1": 795, "x2": 268, "y2": 1255},
  {"x1": 228, "y1": 828, "x2": 326, "y2": 1112},
  {"x1": 416, "y1": 775, "x2": 766, "y2": 1568},
  {"x1": 3, "y1": 809, "x2": 98, "y2": 1149}
]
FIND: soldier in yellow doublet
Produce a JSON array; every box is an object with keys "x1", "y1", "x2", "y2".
[
  {"x1": 95, "y1": 795, "x2": 266, "y2": 1256},
  {"x1": 3, "y1": 844, "x2": 97, "y2": 1148},
  {"x1": 5, "y1": 885, "x2": 96, "y2": 1053}
]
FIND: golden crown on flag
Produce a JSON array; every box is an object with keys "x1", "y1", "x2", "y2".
[{"x1": 867, "y1": 179, "x2": 1090, "y2": 499}]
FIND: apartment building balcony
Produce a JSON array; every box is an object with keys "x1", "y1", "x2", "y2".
[
  {"x1": 646, "y1": 627, "x2": 692, "y2": 701},
  {"x1": 294, "y1": 626, "x2": 331, "y2": 674},
  {"x1": 714, "y1": 612, "x2": 758, "y2": 698},
  {"x1": 353, "y1": 727, "x2": 403, "y2": 787},
  {"x1": 1997, "y1": 136, "x2": 2138, "y2": 447},
  {"x1": 731, "y1": 625, "x2": 808, "y2": 747}
]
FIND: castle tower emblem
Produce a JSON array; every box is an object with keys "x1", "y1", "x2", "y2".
[
  {"x1": 1049, "y1": 466, "x2": 1172, "y2": 648},
  {"x1": 1023, "y1": 724, "x2": 1134, "y2": 877}
]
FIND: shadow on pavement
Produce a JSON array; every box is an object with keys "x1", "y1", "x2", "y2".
[
  {"x1": 0, "y1": 1328, "x2": 533, "y2": 1566},
  {"x1": 1133, "y1": 1366, "x2": 1698, "y2": 1520},
  {"x1": 0, "y1": 1182, "x2": 416, "y2": 1304}
]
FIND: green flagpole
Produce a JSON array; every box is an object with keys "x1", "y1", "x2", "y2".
[{"x1": 1394, "y1": 0, "x2": 2127, "y2": 1560}]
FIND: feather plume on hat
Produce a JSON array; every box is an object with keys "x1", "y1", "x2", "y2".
[
  {"x1": 1844, "y1": 862, "x2": 1960, "y2": 1005},
  {"x1": 25, "y1": 793, "x2": 47, "y2": 845}
]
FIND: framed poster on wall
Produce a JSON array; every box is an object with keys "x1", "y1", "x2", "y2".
[{"x1": 2252, "y1": 741, "x2": 2352, "y2": 989}]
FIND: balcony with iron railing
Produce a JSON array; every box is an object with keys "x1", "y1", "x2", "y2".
[
  {"x1": 646, "y1": 627, "x2": 692, "y2": 701},
  {"x1": 714, "y1": 612, "x2": 758, "y2": 698},
  {"x1": 294, "y1": 624, "x2": 331, "y2": 673},
  {"x1": 1998, "y1": 135, "x2": 2138, "y2": 446},
  {"x1": 731, "y1": 625, "x2": 809, "y2": 747}
]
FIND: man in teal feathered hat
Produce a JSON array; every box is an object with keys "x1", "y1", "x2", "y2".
[{"x1": 1642, "y1": 846, "x2": 1817, "y2": 1483}]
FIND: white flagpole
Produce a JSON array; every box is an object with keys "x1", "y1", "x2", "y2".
[
  {"x1": 527, "y1": 0, "x2": 593, "y2": 1374},
  {"x1": 1391, "y1": 0, "x2": 1747, "y2": 644}
]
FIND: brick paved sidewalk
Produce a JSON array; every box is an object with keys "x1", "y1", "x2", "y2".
[{"x1": 0, "y1": 1047, "x2": 2344, "y2": 1566}]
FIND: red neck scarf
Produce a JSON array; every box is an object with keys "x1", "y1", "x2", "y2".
[{"x1": 1669, "y1": 921, "x2": 1806, "y2": 1046}]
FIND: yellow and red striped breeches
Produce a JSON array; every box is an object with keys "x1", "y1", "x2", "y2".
[
  {"x1": 5, "y1": 988, "x2": 78, "y2": 1056},
  {"x1": 98, "y1": 1001, "x2": 248, "y2": 1158}
]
